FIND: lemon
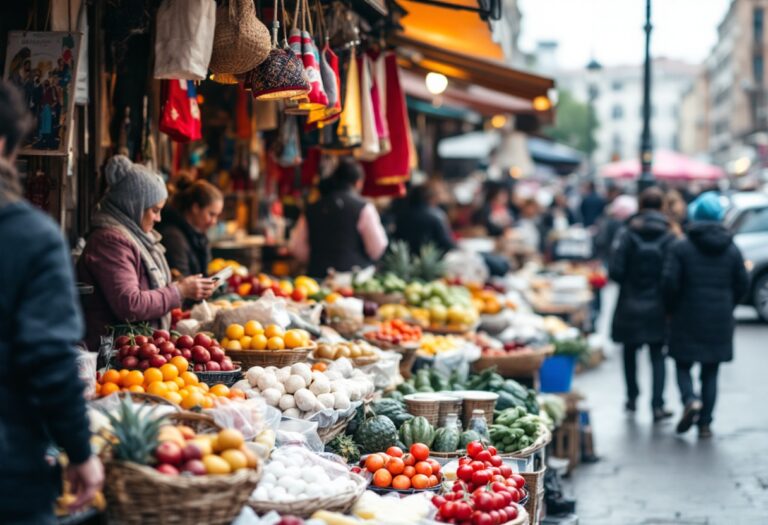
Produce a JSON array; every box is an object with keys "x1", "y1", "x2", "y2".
[{"x1": 226, "y1": 323, "x2": 245, "y2": 340}]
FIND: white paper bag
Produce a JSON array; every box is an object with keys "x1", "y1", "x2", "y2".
[{"x1": 154, "y1": 0, "x2": 216, "y2": 80}]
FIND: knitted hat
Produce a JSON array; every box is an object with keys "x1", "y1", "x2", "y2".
[
  {"x1": 688, "y1": 191, "x2": 724, "y2": 222},
  {"x1": 103, "y1": 155, "x2": 167, "y2": 226}
]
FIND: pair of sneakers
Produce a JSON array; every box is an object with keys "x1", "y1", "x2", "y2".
[
  {"x1": 676, "y1": 400, "x2": 711, "y2": 438},
  {"x1": 625, "y1": 399, "x2": 673, "y2": 422}
]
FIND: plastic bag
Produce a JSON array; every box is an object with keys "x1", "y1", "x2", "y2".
[
  {"x1": 190, "y1": 300, "x2": 217, "y2": 323},
  {"x1": 443, "y1": 250, "x2": 489, "y2": 284},
  {"x1": 154, "y1": 0, "x2": 215, "y2": 80},
  {"x1": 76, "y1": 347, "x2": 97, "y2": 399},
  {"x1": 206, "y1": 397, "x2": 267, "y2": 440},
  {"x1": 359, "y1": 350, "x2": 401, "y2": 390},
  {"x1": 276, "y1": 417, "x2": 323, "y2": 452},
  {"x1": 325, "y1": 297, "x2": 364, "y2": 325},
  {"x1": 212, "y1": 291, "x2": 291, "y2": 338}
]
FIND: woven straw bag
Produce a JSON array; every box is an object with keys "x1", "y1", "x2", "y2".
[{"x1": 209, "y1": 0, "x2": 271, "y2": 75}]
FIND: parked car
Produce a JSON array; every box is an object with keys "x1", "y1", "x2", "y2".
[{"x1": 724, "y1": 192, "x2": 768, "y2": 320}]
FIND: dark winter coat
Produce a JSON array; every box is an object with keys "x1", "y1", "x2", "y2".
[
  {"x1": 0, "y1": 199, "x2": 91, "y2": 514},
  {"x1": 609, "y1": 210, "x2": 675, "y2": 344},
  {"x1": 662, "y1": 222, "x2": 748, "y2": 363},
  {"x1": 394, "y1": 204, "x2": 456, "y2": 255},
  {"x1": 157, "y1": 206, "x2": 211, "y2": 277}
]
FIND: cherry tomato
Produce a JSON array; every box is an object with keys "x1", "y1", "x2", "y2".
[
  {"x1": 458, "y1": 457, "x2": 472, "y2": 467},
  {"x1": 507, "y1": 487, "x2": 521, "y2": 503},
  {"x1": 510, "y1": 474, "x2": 525, "y2": 490},
  {"x1": 474, "y1": 491, "x2": 494, "y2": 512},
  {"x1": 470, "y1": 461, "x2": 485, "y2": 472},
  {"x1": 497, "y1": 509, "x2": 508, "y2": 523},
  {"x1": 472, "y1": 469, "x2": 491, "y2": 486},
  {"x1": 488, "y1": 467, "x2": 500, "y2": 476},
  {"x1": 472, "y1": 511, "x2": 493, "y2": 525},
  {"x1": 489, "y1": 455, "x2": 502, "y2": 467},
  {"x1": 443, "y1": 492, "x2": 457, "y2": 502},
  {"x1": 492, "y1": 475, "x2": 505, "y2": 483},
  {"x1": 432, "y1": 495, "x2": 446, "y2": 508},
  {"x1": 410, "y1": 443, "x2": 430, "y2": 462},
  {"x1": 454, "y1": 502, "x2": 473, "y2": 521},
  {"x1": 490, "y1": 481, "x2": 508, "y2": 494},
  {"x1": 499, "y1": 465, "x2": 512, "y2": 478},
  {"x1": 505, "y1": 505, "x2": 518, "y2": 520},
  {"x1": 440, "y1": 501, "x2": 457, "y2": 519},
  {"x1": 487, "y1": 445, "x2": 498, "y2": 455},
  {"x1": 457, "y1": 465, "x2": 475, "y2": 482},
  {"x1": 476, "y1": 450, "x2": 492, "y2": 463},
  {"x1": 386, "y1": 446, "x2": 404, "y2": 458},
  {"x1": 466, "y1": 441, "x2": 484, "y2": 459},
  {"x1": 489, "y1": 510, "x2": 501, "y2": 525},
  {"x1": 491, "y1": 492, "x2": 506, "y2": 510}
]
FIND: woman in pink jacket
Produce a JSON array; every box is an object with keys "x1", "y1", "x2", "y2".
[{"x1": 78, "y1": 156, "x2": 214, "y2": 350}]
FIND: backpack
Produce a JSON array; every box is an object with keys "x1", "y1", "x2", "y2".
[{"x1": 627, "y1": 231, "x2": 672, "y2": 288}]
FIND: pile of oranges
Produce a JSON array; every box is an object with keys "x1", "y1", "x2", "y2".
[
  {"x1": 95, "y1": 357, "x2": 245, "y2": 410},
  {"x1": 220, "y1": 320, "x2": 312, "y2": 352},
  {"x1": 362, "y1": 444, "x2": 442, "y2": 491}
]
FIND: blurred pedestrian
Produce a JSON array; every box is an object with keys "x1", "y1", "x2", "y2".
[
  {"x1": 663, "y1": 189, "x2": 688, "y2": 237},
  {"x1": 0, "y1": 81, "x2": 103, "y2": 523},
  {"x1": 540, "y1": 193, "x2": 576, "y2": 253},
  {"x1": 594, "y1": 194, "x2": 637, "y2": 264},
  {"x1": 474, "y1": 184, "x2": 515, "y2": 237},
  {"x1": 393, "y1": 183, "x2": 455, "y2": 255},
  {"x1": 609, "y1": 187, "x2": 676, "y2": 420},
  {"x1": 662, "y1": 192, "x2": 748, "y2": 438},
  {"x1": 579, "y1": 181, "x2": 606, "y2": 227}
]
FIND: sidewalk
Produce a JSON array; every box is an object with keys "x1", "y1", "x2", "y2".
[{"x1": 563, "y1": 296, "x2": 768, "y2": 524}]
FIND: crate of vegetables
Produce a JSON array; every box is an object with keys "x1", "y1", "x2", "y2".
[{"x1": 363, "y1": 320, "x2": 421, "y2": 378}]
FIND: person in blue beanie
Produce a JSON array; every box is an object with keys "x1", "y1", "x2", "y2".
[{"x1": 662, "y1": 192, "x2": 748, "y2": 438}]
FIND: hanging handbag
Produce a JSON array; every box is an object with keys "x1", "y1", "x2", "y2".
[
  {"x1": 159, "y1": 79, "x2": 202, "y2": 142},
  {"x1": 209, "y1": 0, "x2": 271, "y2": 75},
  {"x1": 356, "y1": 55, "x2": 380, "y2": 161},
  {"x1": 245, "y1": 0, "x2": 311, "y2": 100},
  {"x1": 307, "y1": 2, "x2": 341, "y2": 125},
  {"x1": 336, "y1": 45, "x2": 362, "y2": 148},
  {"x1": 154, "y1": 0, "x2": 215, "y2": 80}
]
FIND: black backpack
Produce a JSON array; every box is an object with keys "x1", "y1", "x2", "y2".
[{"x1": 627, "y1": 231, "x2": 672, "y2": 288}]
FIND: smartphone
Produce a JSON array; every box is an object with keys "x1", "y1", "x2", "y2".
[{"x1": 210, "y1": 266, "x2": 234, "y2": 288}]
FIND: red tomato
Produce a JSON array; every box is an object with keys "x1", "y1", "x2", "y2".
[
  {"x1": 490, "y1": 481, "x2": 508, "y2": 494},
  {"x1": 470, "y1": 461, "x2": 485, "y2": 471},
  {"x1": 386, "y1": 446, "x2": 404, "y2": 458},
  {"x1": 489, "y1": 455, "x2": 502, "y2": 467},
  {"x1": 510, "y1": 474, "x2": 525, "y2": 489},
  {"x1": 476, "y1": 450, "x2": 492, "y2": 463},
  {"x1": 410, "y1": 443, "x2": 430, "y2": 462},
  {"x1": 492, "y1": 475, "x2": 505, "y2": 483},
  {"x1": 454, "y1": 501, "x2": 473, "y2": 521},
  {"x1": 489, "y1": 510, "x2": 501, "y2": 525},
  {"x1": 474, "y1": 491, "x2": 494, "y2": 512},
  {"x1": 440, "y1": 501, "x2": 457, "y2": 519},
  {"x1": 507, "y1": 487, "x2": 521, "y2": 503},
  {"x1": 497, "y1": 509, "x2": 508, "y2": 524},
  {"x1": 472, "y1": 469, "x2": 491, "y2": 486},
  {"x1": 466, "y1": 441, "x2": 484, "y2": 459},
  {"x1": 403, "y1": 453, "x2": 416, "y2": 467},
  {"x1": 432, "y1": 495, "x2": 446, "y2": 508},
  {"x1": 457, "y1": 464, "x2": 474, "y2": 482},
  {"x1": 491, "y1": 492, "x2": 506, "y2": 510},
  {"x1": 505, "y1": 505, "x2": 518, "y2": 520},
  {"x1": 458, "y1": 457, "x2": 472, "y2": 466},
  {"x1": 499, "y1": 465, "x2": 512, "y2": 478},
  {"x1": 427, "y1": 458, "x2": 441, "y2": 475},
  {"x1": 472, "y1": 511, "x2": 493, "y2": 525},
  {"x1": 487, "y1": 445, "x2": 498, "y2": 455}
]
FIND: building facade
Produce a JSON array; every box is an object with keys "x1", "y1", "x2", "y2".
[{"x1": 678, "y1": 69, "x2": 710, "y2": 158}]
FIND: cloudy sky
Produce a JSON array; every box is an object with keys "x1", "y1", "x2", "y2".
[{"x1": 518, "y1": 0, "x2": 732, "y2": 70}]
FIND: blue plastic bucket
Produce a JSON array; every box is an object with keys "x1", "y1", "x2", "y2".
[{"x1": 539, "y1": 355, "x2": 576, "y2": 393}]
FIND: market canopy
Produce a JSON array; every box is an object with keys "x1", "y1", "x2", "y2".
[{"x1": 601, "y1": 150, "x2": 726, "y2": 181}]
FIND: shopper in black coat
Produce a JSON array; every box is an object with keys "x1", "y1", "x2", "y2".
[
  {"x1": 662, "y1": 192, "x2": 748, "y2": 438},
  {"x1": 0, "y1": 82, "x2": 102, "y2": 522},
  {"x1": 393, "y1": 184, "x2": 456, "y2": 255},
  {"x1": 609, "y1": 187, "x2": 676, "y2": 420}
]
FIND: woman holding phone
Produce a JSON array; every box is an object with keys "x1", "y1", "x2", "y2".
[{"x1": 78, "y1": 156, "x2": 215, "y2": 350}]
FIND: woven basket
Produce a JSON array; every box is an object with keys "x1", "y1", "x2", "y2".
[
  {"x1": 455, "y1": 391, "x2": 499, "y2": 429},
  {"x1": 167, "y1": 412, "x2": 222, "y2": 434},
  {"x1": 195, "y1": 366, "x2": 243, "y2": 387},
  {"x1": 317, "y1": 410, "x2": 356, "y2": 444},
  {"x1": 104, "y1": 460, "x2": 261, "y2": 525},
  {"x1": 224, "y1": 347, "x2": 312, "y2": 369},
  {"x1": 500, "y1": 426, "x2": 552, "y2": 459},
  {"x1": 520, "y1": 467, "x2": 545, "y2": 525},
  {"x1": 249, "y1": 471, "x2": 367, "y2": 518},
  {"x1": 404, "y1": 395, "x2": 441, "y2": 426},
  {"x1": 209, "y1": 0, "x2": 271, "y2": 75},
  {"x1": 437, "y1": 397, "x2": 464, "y2": 428},
  {"x1": 471, "y1": 346, "x2": 555, "y2": 378}
]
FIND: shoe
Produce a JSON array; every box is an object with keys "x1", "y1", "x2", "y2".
[
  {"x1": 676, "y1": 400, "x2": 702, "y2": 434},
  {"x1": 653, "y1": 408, "x2": 674, "y2": 422},
  {"x1": 698, "y1": 425, "x2": 713, "y2": 439},
  {"x1": 625, "y1": 399, "x2": 636, "y2": 412}
]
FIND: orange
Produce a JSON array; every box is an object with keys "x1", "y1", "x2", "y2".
[
  {"x1": 160, "y1": 363, "x2": 179, "y2": 381},
  {"x1": 403, "y1": 466, "x2": 416, "y2": 478},
  {"x1": 180, "y1": 371, "x2": 199, "y2": 386},
  {"x1": 217, "y1": 429, "x2": 245, "y2": 450},
  {"x1": 392, "y1": 475, "x2": 411, "y2": 490},
  {"x1": 144, "y1": 367, "x2": 163, "y2": 384},
  {"x1": 414, "y1": 461, "x2": 432, "y2": 477},
  {"x1": 199, "y1": 382, "x2": 209, "y2": 392},
  {"x1": 403, "y1": 454, "x2": 416, "y2": 467},
  {"x1": 250, "y1": 334, "x2": 268, "y2": 350},
  {"x1": 244, "y1": 320, "x2": 264, "y2": 336},
  {"x1": 325, "y1": 292, "x2": 341, "y2": 304},
  {"x1": 267, "y1": 337, "x2": 285, "y2": 350},
  {"x1": 220, "y1": 449, "x2": 248, "y2": 471},
  {"x1": 428, "y1": 475, "x2": 439, "y2": 487},
  {"x1": 228, "y1": 388, "x2": 246, "y2": 400},
  {"x1": 164, "y1": 381, "x2": 179, "y2": 392},
  {"x1": 119, "y1": 369, "x2": 130, "y2": 381},
  {"x1": 386, "y1": 457, "x2": 405, "y2": 475},
  {"x1": 170, "y1": 356, "x2": 189, "y2": 373},
  {"x1": 100, "y1": 382, "x2": 120, "y2": 396},
  {"x1": 411, "y1": 474, "x2": 429, "y2": 489},
  {"x1": 201, "y1": 395, "x2": 214, "y2": 409},
  {"x1": 225, "y1": 340, "x2": 242, "y2": 351},
  {"x1": 265, "y1": 324, "x2": 284, "y2": 339},
  {"x1": 284, "y1": 330, "x2": 305, "y2": 349},
  {"x1": 365, "y1": 454, "x2": 385, "y2": 473},
  {"x1": 94, "y1": 383, "x2": 101, "y2": 395},
  {"x1": 181, "y1": 390, "x2": 205, "y2": 410},
  {"x1": 164, "y1": 391, "x2": 183, "y2": 405},
  {"x1": 173, "y1": 377, "x2": 185, "y2": 388},
  {"x1": 239, "y1": 336, "x2": 252, "y2": 349},
  {"x1": 202, "y1": 454, "x2": 231, "y2": 475},
  {"x1": 311, "y1": 362, "x2": 327, "y2": 372},
  {"x1": 127, "y1": 384, "x2": 145, "y2": 394},
  {"x1": 146, "y1": 381, "x2": 169, "y2": 397},
  {"x1": 102, "y1": 369, "x2": 121, "y2": 386},
  {"x1": 373, "y1": 468, "x2": 393, "y2": 488},
  {"x1": 123, "y1": 370, "x2": 145, "y2": 388},
  {"x1": 240, "y1": 446, "x2": 259, "y2": 468},
  {"x1": 226, "y1": 323, "x2": 245, "y2": 340},
  {"x1": 178, "y1": 388, "x2": 190, "y2": 399},
  {"x1": 209, "y1": 384, "x2": 230, "y2": 397}
]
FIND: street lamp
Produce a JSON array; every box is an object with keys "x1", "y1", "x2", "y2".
[
  {"x1": 586, "y1": 58, "x2": 602, "y2": 178},
  {"x1": 638, "y1": 0, "x2": 655, "y2": 192}
]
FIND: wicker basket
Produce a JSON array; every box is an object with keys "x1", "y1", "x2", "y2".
[
  {"x1": 437, "y1": 396, "x2": 464, "y2": 428},
  {"x1": 224, "y1": 347, "x2": 312, "y2": 369},
  {"x1": 195, "y1": 366, "x2": 243, "y2": 387},
  {"x1": 249, "y1": 471, "x2": 367, "y2": 518},
  {"x1": 471, "y1": 346, "x2": 555, "y2": 378},
  {"x1": 520, "y1": 467, "x2": 546, "y2": 525},
  {"x1": 104, "y1": 460, "x2": 261, "y2": 525},
  {"x1": 500, "y1": 426, "x2": 552, "y2": 459},
  {"x1": 452, "y1": 391, "x2": 499, "y2": 429},
  {"x1": 404, "y1": 394, "x2": 440, "y2": 426},
  {"x1": 317, "y1": 411, "x2": 356, "y2": 444},
  {"x1": 167, "y1": 412, "x2": 222, "y2": 434}
]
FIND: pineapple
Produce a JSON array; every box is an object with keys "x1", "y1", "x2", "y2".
[
  {"x1": 100, "y1": 395, "x2": 165, "y2": 465},
  {"x1": 326, "y1": 435, "x2": 361, "y2": 464},
  {"x1": 414, "y1": 243, "x2": 446, "y2": 282},
  {"x1": 380, "y1": 241, "x2": 414, "y2": 281}
]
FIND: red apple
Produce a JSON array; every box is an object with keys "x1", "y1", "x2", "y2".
[
  {"x1": 134, "y1": 335, "x2": 148, "y2": 346},
  {"x1": 155, "y1": 441, "x2": 183, "y2": 465},
  {"x1": 209, "y1": 347, "x2": 226, "y2": 363},
  {"x1": 117, "y1": 345, "x2": 129, "y2": 360},
  {"x1": 138, "y1": 359, "x2": 151, "y2": 371},
  {"x1": 176, "y1": 335, "x2": 194, "y2": 349},
  {"x1": 191, "y1": 346, "x2": 211, "y2": 363},
  {"x1": 150, "y1": 355, "x2": 168, "y2": 367},
  {"x1": 162, "y1": 353, "x2": 173, "y2": 362},
  {"x1": 182, "y1": 459, "x2": 207, "y2": 476},
  {"x1": 193, "y1": 363, "x2": 206, "y2": 372},
  {"x1": 156, "y1": 464, "x2": 179, "y2": 476},
  {"x1": 193, "y1": 333, "x2": 212, "y2": 349},
  {"x1": 138, "y1": 343, "x2": 159, "y2": 360},
  {"x1": 159, "y1": 341, "x2": 176, "y2": 355},
  {"x1": 115, "y1": 335, "x2": 131, "y2": 347},
  {"x1": 220, "y1": 358, "x2": 235, "y2": 371},
  {"x1": 127, "y1": 345, "x2": 140, "y2": 357},
  {"x1": 171, "y1": 348, "x2": 182, "y2": 357},
  {"x1": 122, "y1": 356, "x2": 139, "y2": 369},
  {"x1": 153, "y1": 329, "x2": 171, "y2": 341},
  {"x1": 291, "y1": 289, "x2": 306, "y2": 302},
  {"x1": 182, "y1": 443, "x2": 203, "y2": 461},
  {"x1": 181, "y1": 349, "x2": 192, "y2": 360},
  {"x1": 206, "y1": 361, "x2": 221, "y2": 371}
]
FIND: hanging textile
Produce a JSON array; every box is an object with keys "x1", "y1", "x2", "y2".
[
  {"x1": 370, "y1": 51, "x2": 391, "y2": 154},
  {"x1": 159, "y1": 79, "x2": 202, "y2": 142},
  {"x1": 236, "y1": 84, "x2": 251, "y2": 140},
  {"x1": 356, "y1": 55, "x2": 380, "y2": 161},
  {"x1": 267, "y1": 146, "x2": 321, "y2": 197},
  {"x1": 336, "y1": 46, "x2": 362, "y2": 148}
]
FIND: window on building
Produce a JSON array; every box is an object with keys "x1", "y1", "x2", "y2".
[
  {"x1": 612, "y1": 105, "x2": 624, "y2": 120},
  {"x1": 611, "y1": 133, "x2": 622, "y2": 154},
  {"x1": 755, "y1": 7, "x2": 764, "y2": 43},
  {"x1": 611, "y1": 80, "x2": 623, "y2": 91},
  {"x1": 754, "y1": 55, "x2": 764, "y2": 85}
]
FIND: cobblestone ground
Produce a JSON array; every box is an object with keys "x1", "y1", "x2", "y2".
[{"x1": 564, "y1": 301, "x2": 768, "y2": 525}]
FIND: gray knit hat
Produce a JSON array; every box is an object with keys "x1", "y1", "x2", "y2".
[{"x1": 103, "y1": 155, "x2": 168, "y2": 226}]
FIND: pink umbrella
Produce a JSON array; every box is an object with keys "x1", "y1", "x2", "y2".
[{"x1": 601, "y1": 149, "x2": 725, "y2": 181}]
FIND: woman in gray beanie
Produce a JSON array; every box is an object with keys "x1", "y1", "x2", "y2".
[{"x1": 77, "y1": 155, "x2": 214, "y2": 350}]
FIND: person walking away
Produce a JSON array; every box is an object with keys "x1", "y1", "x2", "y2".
[
  {"x1": 663, "y1": 189, "x2": 688, "y2": 238},
  {"x1": 540, "y1": 192, "x2": 577, "y2": 256},
  {"x1": 158, "y1": 174, "x2": 223, "y2": 277},
  {"x1": 78, "y1": 156, "x2": 214, "y2": 351},
  {"x1": 609, "y1": 187, "x2": 675, "y2": 421},
  {"x1": 393, "y1": 183, "x2": 455, "y2": 255},
  {"x1": 289, "y1": 157, "x2": 388, "y2": 278},
  {"x1": 662, "y1": 192, "x2": 747, "y2": 438},
  {"x1": 594, "y1": 194, "x2": 637, "y2": 264},
  {"x1": 0, "y1": 81, "x2": 103, "y2": 523},
  {"x1": 580, "y1": 181, "x2": 606, "y2": 228}
]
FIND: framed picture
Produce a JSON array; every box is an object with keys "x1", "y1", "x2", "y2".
[{"x1": 4, "y1": 31, "x2": 81, "y2": 156}]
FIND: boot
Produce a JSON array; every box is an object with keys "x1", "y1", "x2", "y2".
[{"x1": 676, "y1": 400, "x2": 702, "y2": 434}]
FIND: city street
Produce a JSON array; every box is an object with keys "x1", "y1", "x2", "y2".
[{"x1": 567, "y1": 303, "x2": 768, "y2": 524}]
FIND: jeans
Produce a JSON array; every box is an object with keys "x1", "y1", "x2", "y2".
[
  {"x1": 623, "y1": 343, "x2": 666, "y2": 409},
  {"x1": 676, "y1": 361, "x2": 720, "y2": 426}
]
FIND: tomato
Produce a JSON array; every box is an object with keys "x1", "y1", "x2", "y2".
[
  {"x1": 373, "y1": 468, "x2": 393, "y2": 487},
  {"x1": 488, "y1": 467, "x2": 500, "y2": 476},
  {"x1": 392, "y1": 474, "x2": 411, "y2": 490},
  {"x1": 365, "y1": 454, "x2": 385, "y2": 473},
  {"x1": 474, "y1": 491, "x2": 494, "y2": 512},
  {"x1": 487, "y1": 445, "x2": 497, "y2": 456},
  {"x1": 497, "y1": 509, "x2": 508, "y2": 524},
  {"x1": 458, "y1": 457, "x2": 472, "y2": 467},
  {"x1": 432, "y1": 495, "x2": 446, "y2": 508},
  {"x1": 510, "y1": 474, "x2": 525, "y2": 489},
  {"x1": 386, "y1": 446, "x2": 404, "y2": 458},
  {"x1": 471, "y1": 511, "x2": 493, "y2": 525},
  {"x1": 492, "y1": 475, "x2": 505, "y2": 483},
  {"x1": 491, "y1": 492, "x2": 506, "y2": 510},
  {"x1": 386, "y1": 457, "x2": 405, "y2": 475},
  {"x1": 452, "y1": 481, "x2": 466, "y2": 492},
  {"x1": 470, "y1": 461, "x2": 485, "y2": 471},
  {"x1": 454, "y1": 501, "x2": 473, "y2": 521},
  {"x1": 410, "y1": 443, "x2": 430, "y2": 461},
  {"x1": 415, "y1": 461, "x2": 433, "y2": 476},
  {"x1": 403, "y1": 453, "x2": 416, "y2": 467},
  {"x1": 428, "y1": 474, "x2": 439, "y2": 487},
  {"x1": 507, "y1": 487, "x2": 521, "y2": 503},
  {"x1": 466, "y1": 441, "x2": 484, "y2": 459},
  {"x1": 489, "y1": 510, "x2": 501, "y2": 525},
  {"x1": 440, "y1": 501, "x2": 457, "y2": 519},
  {"x1": 411, "y1": 474, "x2": 430, "y2": 489},
  {"x1": 490, "y1": 481, "x2": 508, "y2": 494},
  {"x1": 427, "y1": 458, "x2": 441, "y2": 475},
  {"x1": 489, "y1": 455, "x2": 502, "y2": 467},
  {"x1": 505, "y1": 505, "x2": 518, "y2": 520},
  {"x1": 472, "y1": 469, "x2": 491, "y2": 486},
  {"x1": 476, "y1": 450, "x2": 492, "y2": 463},
  {"x1": 403, "y1": 466, "x2": 416, "y2": 478},
  {"x1": 499, "y1": 465, "x2": 512, "y2": 478}
]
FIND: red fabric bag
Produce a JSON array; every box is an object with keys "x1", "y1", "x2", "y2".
[{"x1": 159, "y1": 79, "x2": 202, "y2": 142}]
